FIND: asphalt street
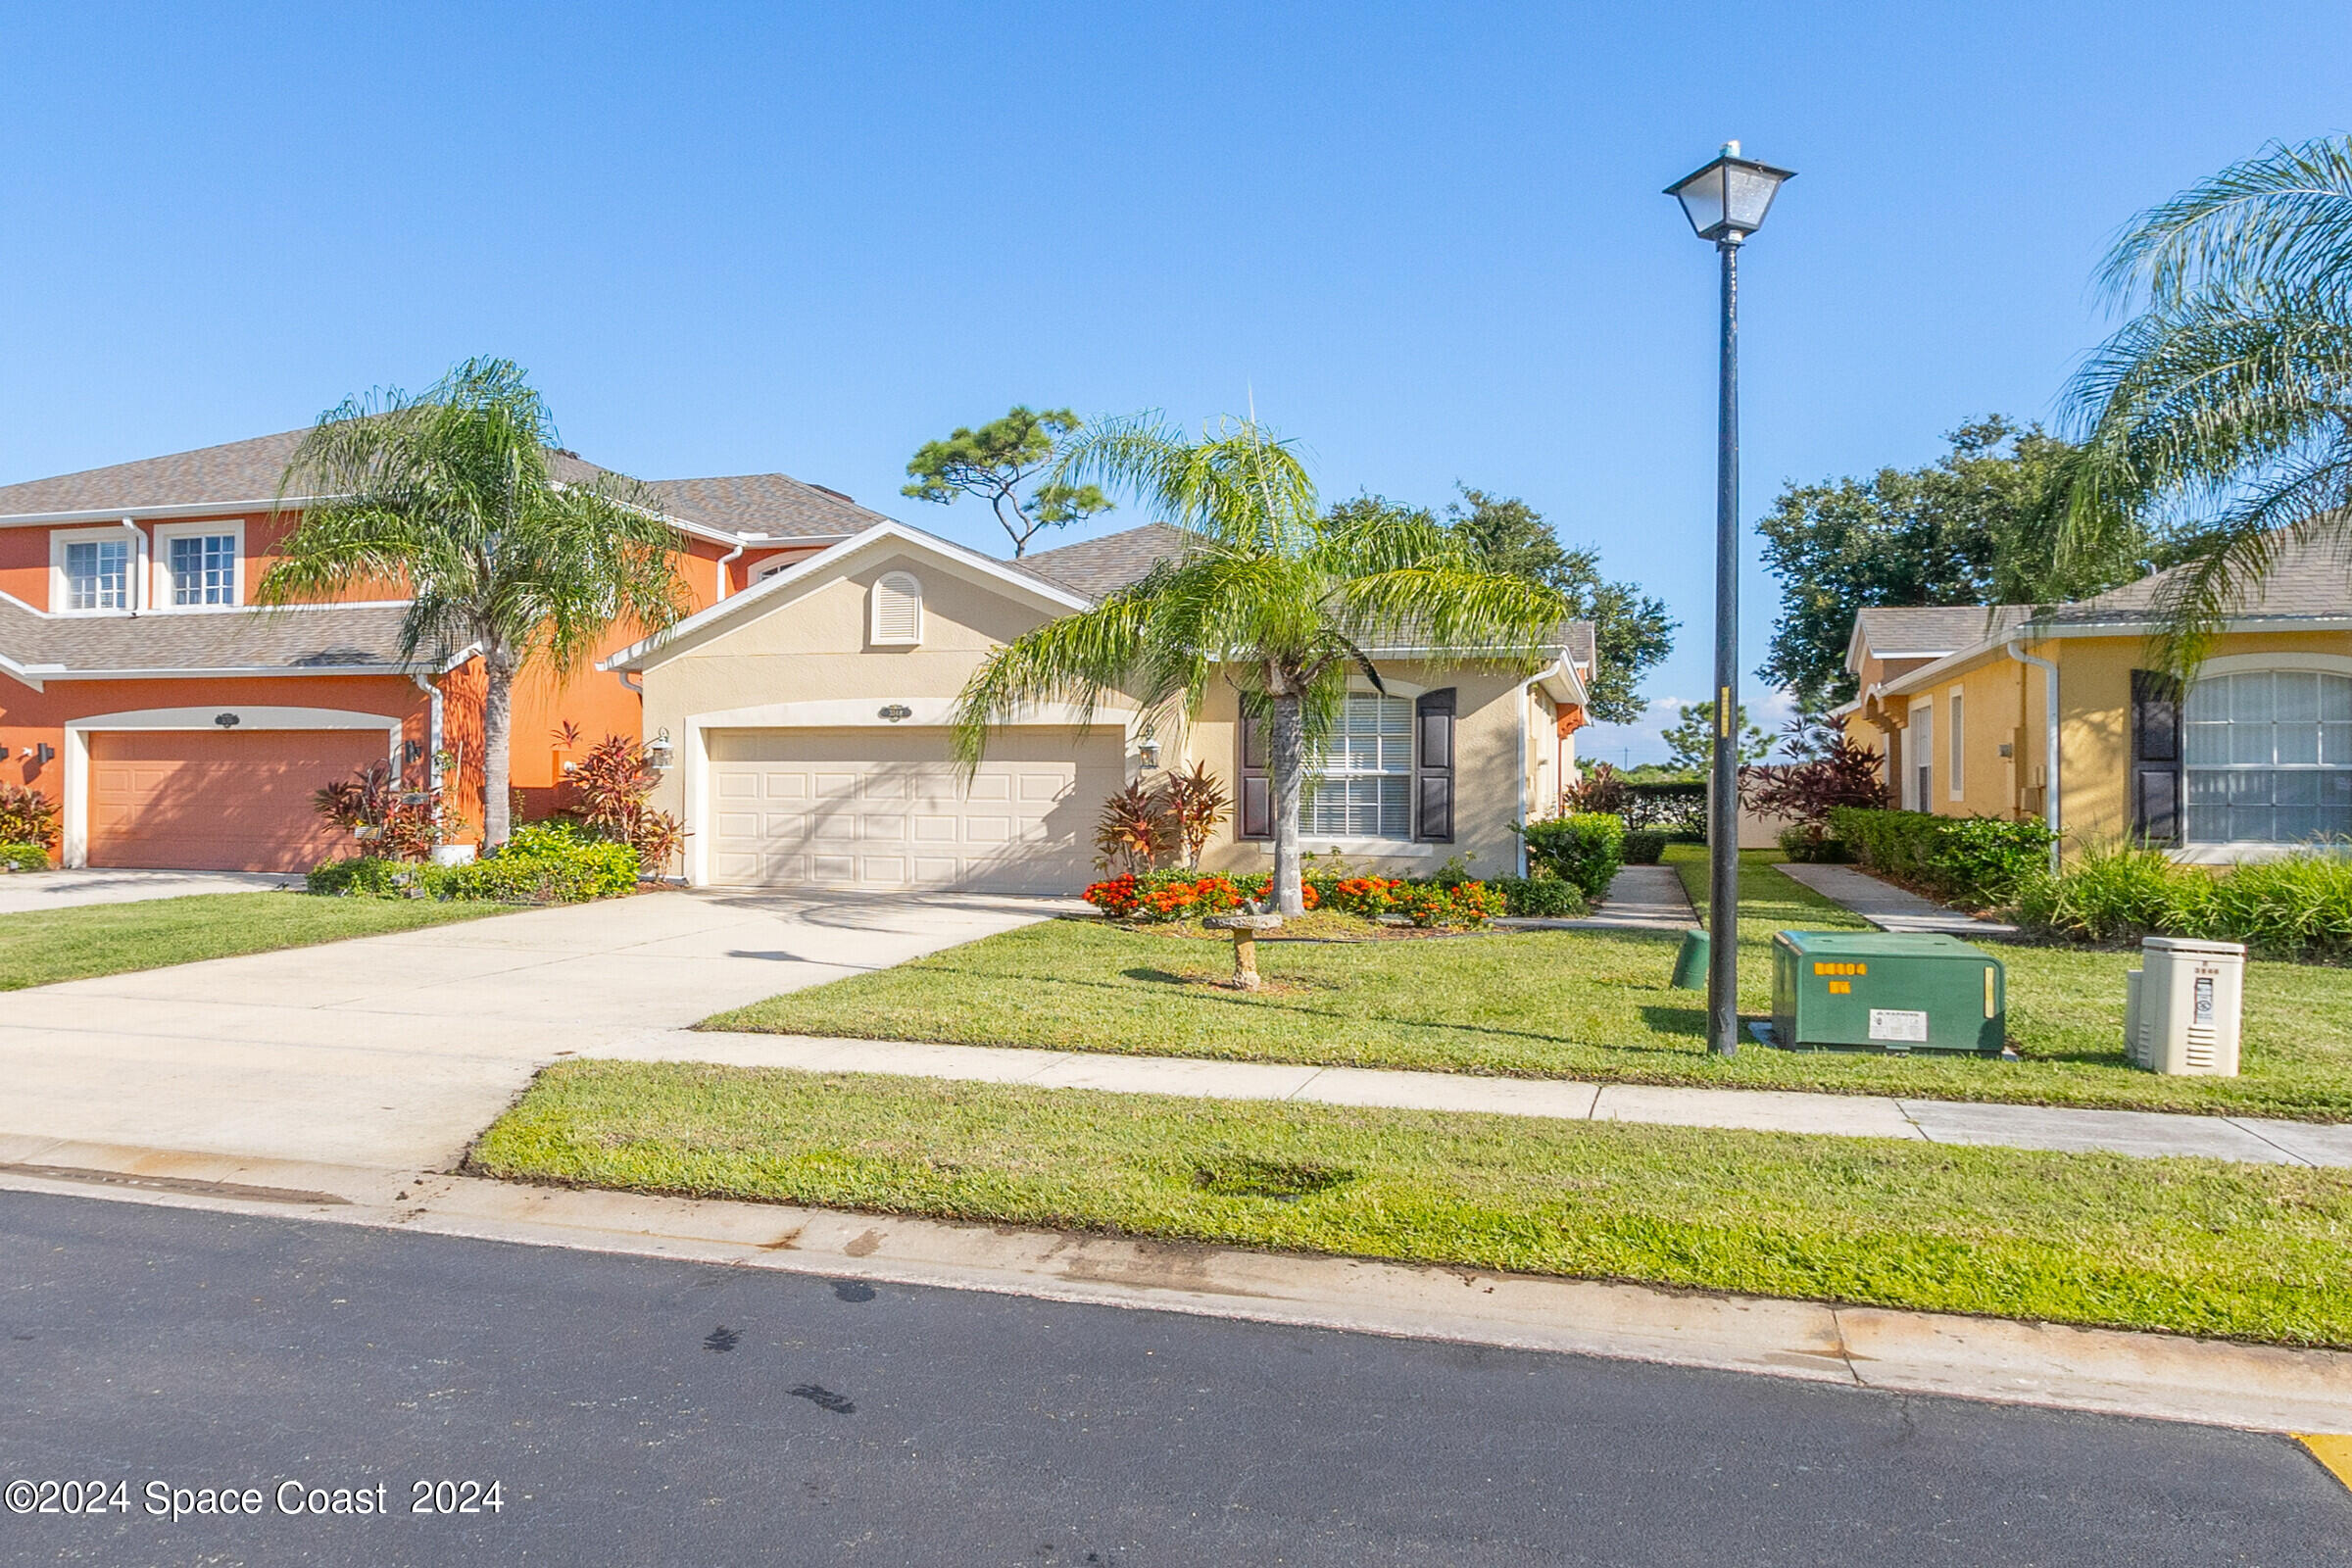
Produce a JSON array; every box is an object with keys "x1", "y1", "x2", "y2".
[{"x1": 0, "y1": 1187, "x2": 2344, "y2": 1566}]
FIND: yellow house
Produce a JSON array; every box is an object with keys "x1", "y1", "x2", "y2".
[
  {"x1": 603, "y1": 519, "x2": 1595, "y2": 892},
  {"x1": 1840, "y1": 535, "x2": 2352, "y2": 863}
]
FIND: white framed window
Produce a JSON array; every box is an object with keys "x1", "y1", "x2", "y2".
[
  {"x1": 869, "y1": 570, "x2": 922, "y2": 645},
  {"x1": 1305, "y1": 693, "x2": 1413, "y2": 838},
  {"x1": 1907, "y1": 699, "x2": 1933, "y2": 810},
  {"x1": 2184, "y1": 669, "x2": 2352, "y2": 844},
  {"x1": 1947, "y1": 691, "x2": 1965, "y2": 801},
  {"x1": 154, "y1": 519, "x2": 244, "y2": 608},
  {"x1": 52, "y1": 527, "x2": 133, "y2": 612}
]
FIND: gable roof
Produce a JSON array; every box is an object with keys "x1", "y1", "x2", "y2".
[
  {"x1": 2049, "y1": 531, "x2": 2352, "y2": 622},
  {"x1": 602, "y1": 518, "x2": 1094, "y2": 671},
  {"x1": 1017, "y1": 523, "x2": 1199, "y2": 596},
  {"x1": 1851, "y1": 605, "x2": 2032, "y2": 660},
  {"x1": 0, "y1": 431, "x2": 881, "y2": 543}
]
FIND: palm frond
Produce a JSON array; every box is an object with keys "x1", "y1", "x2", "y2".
[{"x1": 2102, "y1": 136, "x2": 2352, "y2": 310}]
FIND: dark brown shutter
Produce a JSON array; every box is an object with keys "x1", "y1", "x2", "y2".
[
  {"x1": 2131, "y1": 668, "x2": 2183, "y2": 845},
  {"x1": 1416, "y1": 687, "x2": 1455, "y2": 842},
  {"x1": 1239, "y1": 696, "x2": 1271, "y2": 840}
]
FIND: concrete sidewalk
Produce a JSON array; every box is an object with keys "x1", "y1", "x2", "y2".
[
  {"x1": 1, "y1": 1136, "x2": 2344, "y2": 1435},
  {"x1": 1778, "y1": 860, "x2": 2020, "y2": 935},
  {"x1": 632, "y1": 1029, "x2": 2352, "y2": 1166},
  {"x1": 1501, "y1": 863, "x2": 1699, "y2": 933}
]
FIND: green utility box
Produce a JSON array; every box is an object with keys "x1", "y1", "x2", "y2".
[{"x1": 1769, "y1": 931, "x2": 2005, "y2": 1055}]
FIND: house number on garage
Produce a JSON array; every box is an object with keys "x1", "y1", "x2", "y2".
[
  {"x1": 878, "y1": 705, "x2": 912, "y2": 722},
  {"x1": 214, "y1": 712, "x2": 240, "y2": 728}
]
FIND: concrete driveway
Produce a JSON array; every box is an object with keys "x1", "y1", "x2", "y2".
[
  {"x1": 0, "y1": 888, "x2": 1067, "y2": 1171},
  {"x1": 0, "y1": 867, "x2": 301, "y2": 913}
]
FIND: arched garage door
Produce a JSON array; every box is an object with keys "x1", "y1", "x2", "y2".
[
  {"x1": 706, "y1": 725, "x2": 1121, "y2": 894},
  {"x1": 88, "y1": 729, "x2": 384, "y2": 872}
]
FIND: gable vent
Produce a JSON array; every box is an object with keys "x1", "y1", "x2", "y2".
[{"x1": 871, "y1": 571, "x2": 922, "y2": 645}]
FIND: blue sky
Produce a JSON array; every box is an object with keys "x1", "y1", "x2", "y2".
[{"x1": 5, "y1": 3, "x2": 2348, "y2": 760}]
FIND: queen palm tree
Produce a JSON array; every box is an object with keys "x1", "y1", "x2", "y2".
[
  {"x1": 2066, "y1": 136, "x2": 2352, "y2": 668},
  {"x1": 260, "y1": 358, "x2": 691, "y2": 848},
  {"x1": 951, "y1": 415, "x2": 1568, "y2": 913}
]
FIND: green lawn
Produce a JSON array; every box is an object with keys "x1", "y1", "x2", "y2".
[
  {"x1": 705, "y1": 846, "x2": 2352, "y2": 1118},
  {"x1": 473, "y1": 1061, "x2": 2352, "y2": 1346},
  {"x1": 0, "y1": 891, "x2": 509, "y2": 990}
]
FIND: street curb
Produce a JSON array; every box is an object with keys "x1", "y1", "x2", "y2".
[{"x1": 2, "y1": 1131, "x2": 2348, "y2": 1435}]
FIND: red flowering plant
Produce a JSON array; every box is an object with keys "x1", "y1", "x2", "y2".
[
  {"x1": 1083, "y1": 873, "x2": 1141, "y2": 917},
  {"x1": 1320, "y1": 875, "x2": 1401, "y2": 917},
  {"x1": 1388, "y1": 880, "x2": 1503, "y2": 928}
]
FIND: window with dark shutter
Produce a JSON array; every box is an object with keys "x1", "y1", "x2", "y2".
[
  {"x1": 1415, "y1": 688, "x2": 1455, "y2": 842},
  {"x1": 1239, "y1": 696, "x2": 1271, "y2": 840},
  {"x1": 2131, "y1": 668, "x2": 2183, "y2": 846}
]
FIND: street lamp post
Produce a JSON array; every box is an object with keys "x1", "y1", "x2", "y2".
[{"x1": 1666, "y1": 141, "x2": 1794, "y2": 1057}]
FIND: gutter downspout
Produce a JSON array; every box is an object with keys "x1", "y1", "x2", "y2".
[
  {"x1": 714, "y1": 539, "x2": 747, "y2": 602},
  {"x1": 615, "y1": 669, "x2": 644, "y2": 697},
  {"x1": 1514, "y1": 674, "x2": 1541, "y2": 877},
  {"x1": 2004, "y1": 639, "x2": 2061, "y2": 871},
  {"x1": 120, "y1": 517, "x2": 146, "y2": 612},
  {"x1": 412, "y1": 673, "x2": 443, "y2": 789}
]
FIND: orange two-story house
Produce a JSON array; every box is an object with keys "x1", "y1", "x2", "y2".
[{"x1": 0, "y1": 431, "x2": 885, "y2": 871}]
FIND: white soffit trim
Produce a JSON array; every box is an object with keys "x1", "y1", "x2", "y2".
[{"x1": 602, "y1": 520, "x2": 1092, "y2": 670}]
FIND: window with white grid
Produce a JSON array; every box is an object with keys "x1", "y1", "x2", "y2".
[
  {"x1": 63, "y1": 538, "x2": 129, "y2": 610},
  {"x1": 169, "y1": 533, "x2": 237, "y2": 606},
  {"x1": 2184, "y1": 670, "x2": 2352, "y2": 843},
  {"x1": 1303, "y1": 694, "x2": 1413, "y2": 838}
]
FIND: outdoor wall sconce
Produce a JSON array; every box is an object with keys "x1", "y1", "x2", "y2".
[
  {"x1": 22, "y1": 743, "x2": 54, "y2": 764},
  {"x1": 878, "y1": 704, "x2": 913, "y2": 722},
  {"x1": 646, "y1": 728, "x2": 674, "y2": 771},
  {"x1": 1138, "y1": 736, "x2": 1161, "y2": 770}
]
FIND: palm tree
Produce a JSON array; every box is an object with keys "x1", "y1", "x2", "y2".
[
  {"x1": 2065, "y1": 136, "x2": 2352, "y2": 668},
  {"x1": 951, "y1": 415, "x2": 1568, "y2": 913},
  {"x1": 261, "y1": 358, "x2": 691, "y2": 848}
]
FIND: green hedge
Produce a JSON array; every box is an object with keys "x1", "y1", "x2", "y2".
[
  {"x1": 2015, "y1": 842, "x2": 2352, "y2": 956},
  {"x1": 1491, "y1": 877, "x2": 1587, "y2": 918},
  {"x1": 0, "y1": 842, "x2": 51, "y2": 873},
  {"x1": 1619, "y1": 830, "x2": 1666, "y2": 866},
  {"x1": 1828, "y1": 808, "x2": 2054, "y2": 906},
  {"x1": 1515, "y1": 812, "x2": 1626, "y2": 899},
  {"x1": 309, "y1": 822, "x2": 640, "y2": 905}
]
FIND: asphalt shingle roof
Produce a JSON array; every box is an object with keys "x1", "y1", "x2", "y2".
[
  {"x1": 0, "y1": 431, "x2": 880, "y2": 541},
  {"x1": 2051, "y1": 531, "x2": 2352, "y2": 621},
  {"x1": 1852, "y1": 604, "x2": 2033, "y2": 656},
  {"x1": 2, "y1": 602, "x2": 420, "y2": 677},
  {"x1": 1016, "y1": 523, "x2": 1200, "y2": 597}
]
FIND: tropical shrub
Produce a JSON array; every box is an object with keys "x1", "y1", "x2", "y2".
[
  {"x1": 0, "y1": 841, "x2": 52, "y2": 872},
  {"x1": 1561, "y1": 761, "x2": 1632, "y2": 815},
  {"x1": 442, "y1": 821, "x2": 640, "y2": 904},
  {"x1": 2013, "y1": 842, "x2": 2352, "y2": 956},
  {"x1": 1387, "y1": 880, "x2": 1505, "y2": 927},
  {"x1": 1619, "y1": 830, "x2": 1666, "y2": 865},
  {"x1": 307, "y1": 856, "x2": 422, "y2": 897},
  {"x1": 1156, "y1": 762, "x2": 1231, "y2": 869},
  {"x1": 566, "y1": 733, "x2": 688, "y2": 876},
  {"x1": 1830, "y1": 808, "x2": 2055, "y2": 906},
  {"x1": 1493, "y1": 877, "x2": 1585, "y2": 918},
  {"x1": 313, "y1": 761, "x2": 443, "y2": 861},
  {"x1": 1741, "y1": 728, "x2": 1887, "y2": 858},
  {"x1": 1515, "y1": 812, "x2": 1626, "y2": 900},
  {"x1": 0, "y1": 785, "x2": 59, "y2": 849},
  {"x1": 1320, "y1": 876, "x2": 1403, "y2": 917},
  {"x1": 1094, "y1": 781, "x2": 1173, "y2": 874}
]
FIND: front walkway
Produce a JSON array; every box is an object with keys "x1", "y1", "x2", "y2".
[
  {"x1": 0, "y1": 867, "x2": 302, "y2": 913},
  {"x1": 1499, "y1": 863, "x2": 1697, "y2": 932},
  {"x1": 645, "y1": 1030, "x2": 2352, "y2": 1166},
  {"x1": 1777, "y1": 860, "x2": 2019, "y2": 935},
  {"x1": 0, "y1": 889, "x2": 1072, "y2": 1170}
]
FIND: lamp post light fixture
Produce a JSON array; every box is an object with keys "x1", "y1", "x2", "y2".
[{"x1": 1665, "y1": 140, "x2": 1794, "y2": 1058}]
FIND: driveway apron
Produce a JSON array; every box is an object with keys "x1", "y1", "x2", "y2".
[{"x1": 0, "y1": 889, "x2": 1065, "y2": 1170}]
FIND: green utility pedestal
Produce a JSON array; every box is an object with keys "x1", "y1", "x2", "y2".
[
  {"x1": 1769, "y1": 930, "x2": 2005, "y2": 1054},
  {"x1": 1670, "y1": 928, "x2": 1708, "y2": 990}
]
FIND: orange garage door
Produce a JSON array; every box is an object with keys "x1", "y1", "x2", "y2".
[{"x1": 88, "y1": 729, "x2": 388, "y2": 872}]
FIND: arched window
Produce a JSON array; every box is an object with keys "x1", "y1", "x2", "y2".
[
  {"x1": 870, "y1": 571, "x2": 922, "y2": 646},
  {"x1": 2184, "y1": 669, "x2": 2352, "y2": 843}
]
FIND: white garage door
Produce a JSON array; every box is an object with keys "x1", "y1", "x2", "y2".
[{"x1": 706, "y1": 726, "x2": 1122, "y2": 894}]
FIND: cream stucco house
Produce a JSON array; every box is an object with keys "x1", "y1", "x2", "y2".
[
  {"x1": 604, "y1": 519, "x2": 1596, "y2": 894},
  {"x1": 1840, "y1": 535, "x2": 2352, "y2": 862}
]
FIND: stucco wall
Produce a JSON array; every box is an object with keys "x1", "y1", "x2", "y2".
[{"x1": 1880, "y1": 628, "x2": 2352, "y2": 849}]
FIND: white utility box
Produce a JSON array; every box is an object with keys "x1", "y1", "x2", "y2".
[{"x1": 2126, "y1": 936, "x2": 2245, "y2": 1076}]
